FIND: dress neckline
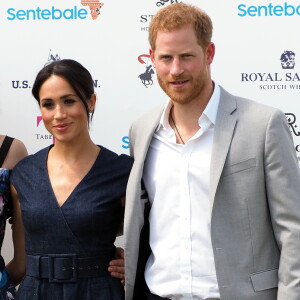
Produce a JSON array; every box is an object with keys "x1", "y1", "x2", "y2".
[{"x1": 44, "y1": 145, "x2": 104, "y2": 208}]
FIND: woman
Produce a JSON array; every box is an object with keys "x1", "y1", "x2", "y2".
[
  {"x1": 0, "y1": 135, "x2": 27, "y2": 299},
  {"x1": 10, "y1": 59, "x2": 133, "y2": 299}
]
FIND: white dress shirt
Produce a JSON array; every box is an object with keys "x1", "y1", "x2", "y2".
[{"x1": 143, "y1": 84, "x2": 221, "y2": 300}]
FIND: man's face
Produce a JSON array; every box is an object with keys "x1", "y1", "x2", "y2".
[{"x1": 150, "y1": 25, "x2": 214, "y2": 105}]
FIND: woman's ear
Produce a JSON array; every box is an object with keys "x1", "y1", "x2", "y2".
[{"x1": 89, "y1": 94, "x2": 96, "y2": 112}]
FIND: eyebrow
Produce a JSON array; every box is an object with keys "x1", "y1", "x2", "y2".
[
  {"x1": 40, "y1": 94, "x2": 78, "y2": 102},
  {"x1": 60, "y1": 94, "x2": 78, "y2": 99}
]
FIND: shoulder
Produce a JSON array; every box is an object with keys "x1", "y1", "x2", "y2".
[
  {"x1": 130, "y1": 104, "x2": 165, "y2": 143},
  {"x1": 0, "y1": 136, "x2": 28, "y2": 169},
  {"x1": 13, "y1": 146, "x2": 48, "y2": 172},
  {"x1": 131, "y1": 104, "x2": 164, "y2": 129},
  {"x1": 100, "y1": 146, "x2": 133, "y2": 169},
  {"x1": 220, "y1": 86, "x2": 283, "y2": 119},
  {"x1": 9, "y1": 139, "x2": 28, "y2": 167}
]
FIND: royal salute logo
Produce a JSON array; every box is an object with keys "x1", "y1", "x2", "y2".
[
  {"x1": 280, "y1": 50, "x2": 295, "y2": 69},
  {"x1": 137, "y1": 54, "x2": 155, "y2": 88},
  {"x1": 81, "y1": 0, "x2": 104, "y2": 20},
  {"x1": 241, "y1": 50, "x2": 299, "y2": 90}
]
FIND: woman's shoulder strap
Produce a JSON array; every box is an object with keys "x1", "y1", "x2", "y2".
[{"x1": 0, "y1": 136, "x2": 14, "y2": 167}]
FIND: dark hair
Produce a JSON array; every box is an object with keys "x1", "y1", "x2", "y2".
[{"x1": 32, "y1": 59, "x2": 95, "y2": 122}]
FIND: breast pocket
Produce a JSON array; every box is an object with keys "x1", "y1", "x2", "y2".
[{"x1": 222, "y1": 158, "x2": 256, "y2": 177}]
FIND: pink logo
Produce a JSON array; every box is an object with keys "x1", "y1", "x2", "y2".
[
  {"x1": 37, "y1": 116, "x2": 55, "y2": 144},
  {"x1": 81, "y1": 0, "x2": 104, "y2": 20}
]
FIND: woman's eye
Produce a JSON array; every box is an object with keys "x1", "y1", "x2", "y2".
[
  {"x1": 64, "y1": 99, "x2": 76, "y2": 105},
  {"x1": 41, "y1": 102, "x2": 54, "y2": 108}
]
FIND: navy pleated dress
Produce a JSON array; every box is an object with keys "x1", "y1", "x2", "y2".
[{"x1": 11, "y1": 145, "x2": 133, "y2": 300}]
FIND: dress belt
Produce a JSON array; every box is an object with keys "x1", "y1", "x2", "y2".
[{"x1": 26, "y1": 253, "x2": 112, "y2": 283}]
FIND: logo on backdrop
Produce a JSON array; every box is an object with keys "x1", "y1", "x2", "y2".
[
  {"x1": 138, "y1": 54, "x2": 155, "y2": 88},
  {"x1": 156, "y1": 0, "x2": 180, "y2": 7},
  {"x1": 36, "y1": 116, "x2": 55, "y2": 143},
  {"x1": 140, "y1": 0, "x2": 180, "y2": 31},
  {"x1": 48, "y1": 49, "x2": 61, "y2": 63},
  {"x1": 286, "y1": 113, "x2": 300, "y2": 162},
  {"x1": 241, "y1": 50, "x2": 299, "y2": 90},
  {"x1": 11, "y1": 49, "x2": 100, "y2": 91},
  {"x1": 280, "y1": 50, "x2": 295, "y2": 69},
  {"x1": 286, "y1": 113, "x2": 300, "y2": 136},
  {"x1": 238, "y1": 2, "x2": 300, "y2": 17},
  {"x1": 7, "y1": 1, "x2": 104, "y2": 21},
  {"x1": 122, "y1": 136, "x2": 130, "y2": 149},
  {"x1": 81, "y1": 0, "x2": 104, "y2": 20}
]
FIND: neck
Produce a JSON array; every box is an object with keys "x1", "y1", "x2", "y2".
[
  {"x1": 170, "y1": 81, "x2": 214, "y2": 142},
  {"x1": 50, "y1": 137, "x2": 98, "y2": 163}
]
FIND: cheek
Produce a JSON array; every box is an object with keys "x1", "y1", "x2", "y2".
[
  {"x1": 155, "y1": 65, "x2": 169, "y2": 78},
  {"x1": 40, "y1": 111, "x2": 52, "y2": 124}
]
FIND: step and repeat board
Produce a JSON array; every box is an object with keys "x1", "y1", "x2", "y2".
[{"x1": 0, "y1": 0, "x2": 299, "y2": 257}]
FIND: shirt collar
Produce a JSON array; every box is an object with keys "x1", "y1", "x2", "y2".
[{"x1": 156, "y1": 82, "x2": 221, "y2": 132}]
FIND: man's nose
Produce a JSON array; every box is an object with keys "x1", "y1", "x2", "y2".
[{"x1": 170, "y1": 58, "x2": 184, "y2": 77}]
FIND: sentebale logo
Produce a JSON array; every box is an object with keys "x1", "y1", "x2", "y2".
[{"x1": 7, "y1": 1, "x2": 104, "y2": 21}]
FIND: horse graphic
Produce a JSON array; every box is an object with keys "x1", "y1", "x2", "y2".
[
  {"x1": 48, "y1": 49, "x2": 60, "y2": 62},
  {"x1": 138, "y1": 65, "x2": 155, "y2": 88}
]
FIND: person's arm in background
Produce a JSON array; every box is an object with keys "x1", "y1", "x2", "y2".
[
  {"x1": 6, "y1": 184, "x2": 26, "y2": 284},
  {"x1": 4, "y1": 138, "x2": 27, "y2": 284}
]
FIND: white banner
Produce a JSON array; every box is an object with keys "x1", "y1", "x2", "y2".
[{"x1": 1, "y1": 0, "x2": 299, "y2": 264}]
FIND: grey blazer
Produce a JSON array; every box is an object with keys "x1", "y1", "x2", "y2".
[{"x1": 124, "y1": 86, "x2": 300, "y2": 300}]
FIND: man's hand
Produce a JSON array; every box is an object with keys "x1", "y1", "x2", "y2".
[{"x1": 108, "y1": 247, "x2": 125, "y2": 286}]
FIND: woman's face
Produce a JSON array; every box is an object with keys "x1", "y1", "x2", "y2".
[{"x1": 39, "y1": 75, "x2": 95, "y2": 144}]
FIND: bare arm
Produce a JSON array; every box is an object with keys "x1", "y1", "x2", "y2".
[
  {"x1": 5, "y1": 186, "x2": 26, "y2": 285},
  {"x1": 1, "y1": 138, "x2": 27, "y2": 169}
]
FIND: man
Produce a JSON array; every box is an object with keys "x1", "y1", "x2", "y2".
[{"x1": 123, "y1": 3, "x2": 300, "y2": 300}]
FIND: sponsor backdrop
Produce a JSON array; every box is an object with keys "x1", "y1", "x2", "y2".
[{"x1": 0, "y1": 0, "x2": 299, "y2": 265}]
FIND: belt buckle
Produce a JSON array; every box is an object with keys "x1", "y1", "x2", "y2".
[{"x1": 48, "y1": 254, "x2": 77, "y2": 283}]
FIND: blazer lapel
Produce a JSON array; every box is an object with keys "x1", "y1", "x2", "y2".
[
  {"x1": 132, "y1": 105, "x2": 164, "y2": 166},
  {"x1": 210, "y1": 87, "x2": 237, "y2": 212}
]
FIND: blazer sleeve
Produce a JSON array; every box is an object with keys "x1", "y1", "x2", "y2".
[{"x1": 264, "y1": 109, "x2": 300, "y2": 299}]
